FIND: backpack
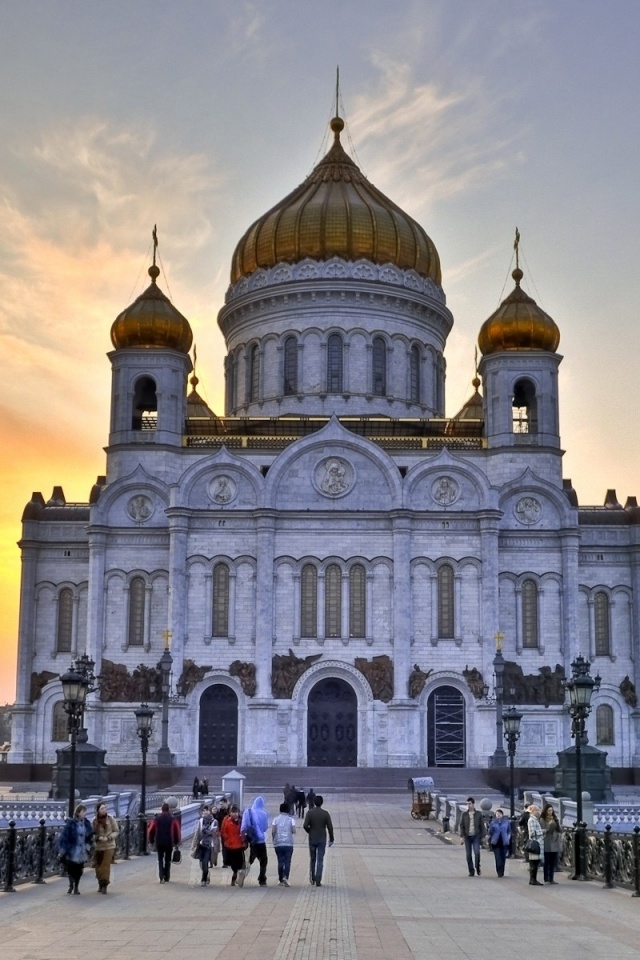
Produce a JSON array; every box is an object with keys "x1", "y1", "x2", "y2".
[{"x1": 244, "y1": 809, "x2": 259, "y2": 845}]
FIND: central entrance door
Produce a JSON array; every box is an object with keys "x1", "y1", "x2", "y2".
[
  {"x1": 427, "y1": 685, "x2": 465, "y2": 766},
  {"x1": 307, "y1": 677, "x2": 357, "y2": 766},
  {"x1": 199, "y1": 684, "x2": 238, "y2": 765}
]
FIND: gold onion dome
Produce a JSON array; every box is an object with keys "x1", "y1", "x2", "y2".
[
  {"x1": 230, "y1": 115, "x2": 441, "y2": 285},
  {"x1": 478, "y1": 267, "x2": 560, "y2": 355},
  {"x1": 111, "y1": 264, "x2": 193, "y2": 353}
]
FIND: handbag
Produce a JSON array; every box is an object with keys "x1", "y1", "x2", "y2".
[
  {"x1": 525, "y1": 839, "x2": 540, "y2": 855},
  {"x1": 171, "y1": 847, "x2": 182, "y2": 863}
]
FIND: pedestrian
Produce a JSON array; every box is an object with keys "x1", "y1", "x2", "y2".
[
  {"x1": 295, "y1": 788, "x2": 306, "y2": 818},
  {"x1": 541, "y1": 803, "x2": 561, "y2": 884},
  {"x1": 286, "y1": 784, "x2": 297, "y2": 816},
  {"x1": 193, "y1": 776, "x2": 200, "y2": 800},
  {"x1": 202, "y1": 776, "x2": 209, "y2": 796},
  {"x1": 240, "y1": 796, "x2": 269, "y2": 886},
  {"x1": 519, "y1": 804, "x2": 532, "y2": 860},
  {"x1": 92, "y1": 801, "x2": 119, "y2": 894},
  {"x1": 148, "y1": 801, "x2": 182, "y2": 883},
  {"x1": 215, "y1": 796, "x2": 230, "y2": 867},
  {"x1": 272, "y1": 801, "x2": 296, "y2": 886},
  {"x1": 303, "y1": 794, "x2": 334, "y2": 887},
  {"x1": 306, "y1": 787, "x2": 316, "y2": 809},
  {"x1": 58, "y1": 803, "x2": 94, "y2": 895},
  {"x1": 487, "y1": 808, "x2": 511, "y2": 878},
  {"x1": 459, "y1": 797, "x2": 484, "y2": 877},
  {"x1": 190, "y1": 805, "x2": 217, "y2": 886},
  {"x1": 220, "y1": 804, "x2": 246, "y2": 886},
  {"x1": 527, "y1": 804, "x2": 544, "y2": 885}
]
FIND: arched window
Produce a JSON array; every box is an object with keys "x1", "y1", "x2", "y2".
[
  {"x1": 212, "y1": 563, "x2": 230, "y2": 638},
  {"x1": 325, "y1": 564, "x2": 342, "y2": 638},
  {"x1": 128, "y1": 576, "x2": 146, "y2": 647},
  {"x1": 52, "y1": 701, "x2": 68, "y2": 742},
  {"x1": 327, "y1": 334, "x2": 343, "y2": 393},
  {"x1": 596, "y1": 704, "x2": 614, "y2": 745},
  {"x1": 349, "y1": 564, "x2": 366, "y2": 638},
  {"x1": 248, "y1": 344, "x2": 260, "y2": 402},
  {"x1": 283, "y1": 336, "x2": 298, "y2": 395},
  {"x1": 372, "y1": 337, "x2": 387, "y2": 396},
  {"x1": 437, "y1": 564, "x2": 454, "y2": 638},
  {"x1": 522, "y1": 579, "x2": 539, "y2": 648},
  {"x1": 301, "y1": 564, "x2": 317, "y2": 638},
  {"x1": 225, "y1": 355, "x2": 235, "y2": 413},
  {"x1": 410, "y1": 345, "x2": 420, "y2": 403},
  {"x1": 512, "y1": 378, "x2": 538, "y2": 435},
  {"x1": 594, "y1": 592, "x2": 611, "y2": 656},
  {"x1": 132, "y1": 376, "x2": 157, "y2": 431},
  {"x1": 56, "y1": 588, "x2": 73, "y2": 654}
]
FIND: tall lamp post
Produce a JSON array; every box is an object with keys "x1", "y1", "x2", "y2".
[
  {"x1": 563, "y1": 655, "x2": 601, "y2": 881},
  {"x1": 60, "y1": 668, "x2": 89, "y2": 817},
  {"x1": 503, "y1": 705, "x2": 523, "y2": 856},
  {"x1": 482, "y1": 632, "x2": 507, "y2": 767},
  {"x1": 135, "y1": 703, "x2": 154, "y2": 855},
  {"x1": 157, "y1": 634, "x2": 173, "y2": 766}
]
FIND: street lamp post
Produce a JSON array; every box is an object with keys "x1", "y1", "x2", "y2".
[
  {"x1": 60, "y1": 668, "x2": 89, "y2": 817},
  {"x1": 135, "y1": 703, "x2": 154, "y2": 855},
  {"x1": 157, "y1": 637, "x2": 173, "y2": 766},
  {"x1": 503, "y1": 705, "x2": 523, "y2": 856},
  {"x1": 563, "y1": 655, "x2": 601, "y2": 881},
  {"x1": 482, "y1": 632, "x2": 507, "y2": 767}
]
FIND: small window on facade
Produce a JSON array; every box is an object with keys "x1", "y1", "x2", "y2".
[
  {"x1": 522, "y1": 579, "x2": 539, "y2": 648},
  {"x1": 512, "y1": 378, "x2": 538, "y2": 435},
  {"x1": 410, "y1": 345, "x2": 420, "y2": 403},
  {"x1": 132, "y1": 376, "x2": 158, "y2": 431},
  {"x1": 52, "y1": 701, "x2": 69, "y2": 742},
  {"x1": 372, "y1": 337, "x2": 387, "y2": 396},
  {"x1": 325, "y1": 564, "x2": 342, "y2": 638},
  {"x1": 437, "y1": 564, "x2": 454, "y2": 638},
  {"x1": 596, "y1": 703, "x2": 614, "y2": 745},
  {"x1": 594, "y1": 592, "x2": 611, "y2": 657},
  {"x1": 349, "y1": 564, "x2": 366, "y2": 638},
  {"x1": 327, "y1": 334, "x2": 343, "y2": 393},
  {"x1": 212, "y1": 563, "x2": 230, "y2": 637},
  {"x1": 56, "y1": 588, "x2": 73, "y2": 654},
  {"x1": 284, "y1": 336, "x2": 298, "y2": 395},
  {"x1": 248, "y1": 344, "x2": 260, "y2": 402},
  {"x1": 301, "y1": 564, "x2": 317, "y2": 638},
  {"x1": 128, "y1": 576, "x2": 146, "y2": 647}
]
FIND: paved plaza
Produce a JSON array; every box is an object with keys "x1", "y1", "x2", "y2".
[{"x1": 2, "y1": 793, "x2": 640, "y2": 960}]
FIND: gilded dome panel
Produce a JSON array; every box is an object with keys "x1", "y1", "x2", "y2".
[
  {"x1": 478, "y1": 269, "x2": 560, "y2": 355},
  {"x1": 110, "y1": 266, "x2": 193, "y2": 353}
]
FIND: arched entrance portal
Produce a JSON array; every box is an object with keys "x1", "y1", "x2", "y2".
[
  {"x1": 307, "y1": 677, "x2": 357, "y2": 766},
  {"x1": 199, "y1": 684, "x2": 238, "y2": 765},
  {"x1": 427, "y1": 685, "x2": 465, "y2": 767}
]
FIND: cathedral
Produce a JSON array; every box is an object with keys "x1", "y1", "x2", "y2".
[{"x1": 11, "y1": 111, "x2": 640, "y2": 771}]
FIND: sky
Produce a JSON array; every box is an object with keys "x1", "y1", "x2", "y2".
[{"x1": 0, "y1": 0, "x2": 639, "y2": 704}]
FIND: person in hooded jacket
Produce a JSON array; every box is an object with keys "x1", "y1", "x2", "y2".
[
  {"x1": 487, "y1": 808, "x2": 511, "y2": 877},
  {"x1": 59, "y1": 803, "x2": 94, "y2": 895},
  {"x1": 240, "y1": 796, "x2": 269, "y2": 886}
]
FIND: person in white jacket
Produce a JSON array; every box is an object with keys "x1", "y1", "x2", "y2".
[{"x1": 271, "y1": 802, "x2": 296, "y2": 886}]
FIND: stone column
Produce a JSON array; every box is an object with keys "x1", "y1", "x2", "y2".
[
  {"x1": 167, "y1": 509, "x2": 190, "y2": 677},
  {"x1": 9, "y1": 545, "x2": 39, "y2": 761}
]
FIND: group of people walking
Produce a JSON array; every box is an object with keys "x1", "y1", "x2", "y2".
[{"x1": 58, "y1": 801, "x2": 120, "y2": 895}]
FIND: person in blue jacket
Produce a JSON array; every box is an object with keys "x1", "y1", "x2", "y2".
[
  {"x1": 58, "y1": 803, "x2": 94, "y2": 894},
  {"x1": 487, "y1": 808, "x2": 511, "y2": 877},
  {"x1": 239, "y1": 796, "x2": 269, "y2": 886}
]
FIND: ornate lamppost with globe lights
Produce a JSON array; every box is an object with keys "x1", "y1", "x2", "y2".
[
  {"x1": 60, "y1": 668, "x2": 89, "y2": 817},
  {"x1": 503, "y1": 705, "x2": 523, "y2": 856},
  {"x1": 135, "y1": 703, "x2": 154, "y2": 854}
]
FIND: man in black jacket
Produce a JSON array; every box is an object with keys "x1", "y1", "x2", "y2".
[
  {"x1": 459, "y1": 797, "x2": 485, "y2": 877},
  {"x1": 303, "y1": 795, "x2": 334, "y2": 887}
]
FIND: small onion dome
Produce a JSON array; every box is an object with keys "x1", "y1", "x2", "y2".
[
  {"x1": 230, "y1": 116, "x2": 441, "y2": 285},
  {"x1": 111, "y1": 265, "x2": 193, "y2": 352},
  {"x1": 186, "y1": 374, "x2": 217, "y2": 421},
  {"x1": 478, "y1": 268, "x2": 560, "y2": 356}
]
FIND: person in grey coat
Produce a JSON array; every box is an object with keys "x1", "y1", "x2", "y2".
[{"x1": 541, "y1": 803, "x2": 561, "y2": 884}]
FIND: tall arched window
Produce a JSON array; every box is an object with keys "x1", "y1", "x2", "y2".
[
  {"x1": 225, "y1": 355, "x2": 235, "y2": 413},
  {"x1": 410, "y1": 345, "x2": 420, "y2": 403},
  {"x1": 56, "y1": 588, "x2": 73, "y2": 654},
  {"x1": 349, "y1": 564, "x2": 366, "y2": 638},
  {"x1": 248, "y1": 344, "x2": 260, "y2": 402},
  {"x1": 128, "y1": 576, "x2": 146, "y2": 647},
  {"x1": 594, "y1": 592, "x2": 611, "y2": 656},
  {"x1": 372, "y1": 337, "x2": 387, "y2": 396},
  {"x1": 212, "y1": 563, "x2": 230, "y2": 638},
  {"x1": 437, "y1": 564, "x2": 454, "y2": 638},
  {"x1": 325, "y1": 564, "x2": 342, "y2": 638},
  {"x1": 327, "y1": 334, "x2": 343, "y2": 393},
  {"x1": 596, "y1": 704, "x2": 614, "y2": 745},
  {"x1": 52, "y1": 701, "x2": 68, "y2": 742},
  {"x1": 522, "y1": 579, "x2": 539, "y2": 648},
  {"x1": 283, "y1": 336, "x2": 298, "y2": 395},
  {"x1": 301, "y1": 564, "x2": 317, "y2": 638},
  {"x1": 512, "y1": 378, "x2": 538, "y2": 435},
  {"x1": 132, "y1": 376, "x2": 158, "y2": 431}
]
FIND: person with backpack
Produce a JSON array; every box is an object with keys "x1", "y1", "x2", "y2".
[
  {"x1": 148, "y1": 801, "x2": 182, "y2": 883},
  {"x1": 239, "y1": 796, "x2": 269, "y2": 886},
  {"x1": 190, "y1": 805, "x2": 217, "y2": 886}
]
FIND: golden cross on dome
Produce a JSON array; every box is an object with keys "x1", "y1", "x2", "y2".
[
  {"x1": 152, "y1": 224, "x2": 158, "y2": 267},
  {"x1": 513, "y1": 227, "x2": 520, "y2": 270},
  {"x1": 161, "y1": 629, "x2": 172, "y2": 650},
  {"x1": 335, "y1": 65, "x2": 340, "y2": 118},
  {"x1": 495, "y1": 631, "x2": 504, "y2": 652}
]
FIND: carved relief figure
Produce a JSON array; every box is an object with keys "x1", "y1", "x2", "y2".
[
  {"x1": 99, "y1": 659, "x2": 162, "y2": 702},
  {"x1": 177, "y1": 659, "x2": 212, "y2": 696},
  {"x1": 320, "y1": 459, "x2": 348, "y2": 495},
  {"x1": 355, "y1": 655, "x2": 394, "y2": 702},
  {"x1": 620, "y1": 675, "x2": 638, "y2": 708},
  {"x1": 432, "y1": 476, "x2": 459, "y2": 505},
  {"x1": 463, "y1": 665, "x2": 485, "y2": 700},
  {"x1": 502, "y1": 661, "x2": 565, "y2": 705},
  {"x1": 229, "y1": 660, "x2": 257, "y2": 698},
  {"x1": 209, "y1": 475, "x2": 236, "y2": 504},
  {"x1": 515, "y1": 496, "x2": 542, "y2": 525},
  {"x1": 30, "y1": 670, "x2": 57, "y2": 703},
  {"x1": 127, "y1": 494, "x2": 153, "y2": 522},
  {"x1": 272, "y1": 649, "x2": 323, "y2": 699},
  {"x1": 408, "y1": 664, "x2": 433, "y2": 699}
]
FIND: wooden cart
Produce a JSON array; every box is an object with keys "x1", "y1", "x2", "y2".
[{"x1": 408, "y1": 776, "x2": 434, "y2": 820}]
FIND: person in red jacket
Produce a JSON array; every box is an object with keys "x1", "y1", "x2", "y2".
[
  {"x1": 148, "y1": 803, "x2": 182, "y2": 883},
  {"x1": 220, "y1": 805, "x2": 246, "y2": 886}
]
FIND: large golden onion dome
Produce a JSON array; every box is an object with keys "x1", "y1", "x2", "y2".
[
  {"x1": 230, "y1": 117, "x2": 441, "y2": 285},
  {"x1": 478, "y1": 268, "x2": 560, "y2": 355},
  {"x1": 111, "y1": 264, "x2": 193, "y2": 353}
]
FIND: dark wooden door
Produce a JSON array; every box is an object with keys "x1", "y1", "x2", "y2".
[
  {"x1": 199, "y1": 684, "x2": 238, "y2": 765},
  {"x1": 307, "y1": 678, "x2": 357, "y2": 766},
  {"x1": 427, "y1": 685, "x2": 465, "y2": 766}
]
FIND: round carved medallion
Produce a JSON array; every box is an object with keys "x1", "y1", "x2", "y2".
[
  {"x1": 431, "y1": 475, "x2": 459, "y2": 505},
  {"x1": 208, "y1": 475, "x2": 237, "y2": 505},
  {"x1": 313, "y1": 457, "x2": 355, "y2": 498},
  {"x1": 127, "y1": 494, "x2": 154, "y2": 522},
  {"x1": 514, "y1": 496, "x2": 542, "y2": 525}
]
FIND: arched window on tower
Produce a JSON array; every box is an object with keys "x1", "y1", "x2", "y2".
[
  {"x1": 56, "y1": 587, "x2": 73, "y2": 654},
  {"x1": 128, "y1": 576, "x2": 146, "y2": 647},
  {"x1": 301, "y1": 564, "x2": 317, "y2": 638},
  {"x1": 327, "y1": 334, "x2": 343, "y2": 393},
  {"x1": 283, "y1": 336, "x2": 298, "y2": 395},
  {"x1": 225, "y1": 356, "x2": 235, "y2": 413},
  {"x1": 51, "y1": 701, "x2": 68, "y2": 742},
  {"x1": 522, "y1": 579, "x2": 539, "y2": 648},
  {"x1": 596, "y1": 703, "x2": 614, "y2": 745},
  {"x1": 325, "y1": 564, "x2": 342, "y2": 638},
  {"x1": 594, "y1": 592, "x2": 611, "y2": 657},
  {"x1": 349, "y1": 564, "x2": 366, "y2": 638},
  {"x1": 512, "y1": 378, "x2": 538, "y2": 435},
  {"x1": 437, "y1": 564, "x2": 454, "y2": 638},
  {"x1": 212, "y1": 563, "x2": 230, "y2": 638},
  {"x1": 372, "y1": 337, "x2": 387, "y2": 396},
  {"x1": 132, "y1": 376, "x2": 158, "y2": 431},
  {"x1": 410, "y1": 345, "x2": 420, "y2": 403},
  {"x1": 248, "y1": 344, "x2": 260, "y2": 402}
]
